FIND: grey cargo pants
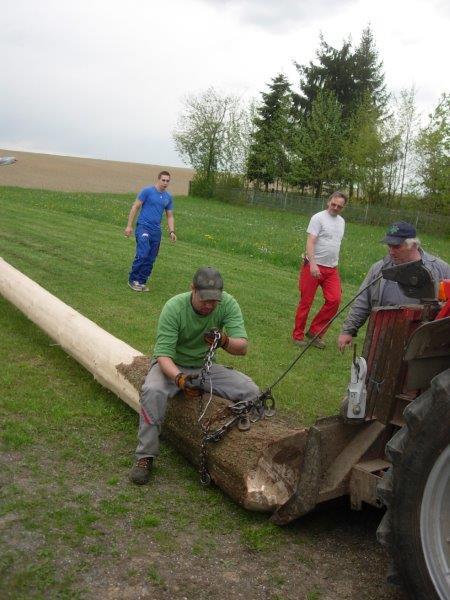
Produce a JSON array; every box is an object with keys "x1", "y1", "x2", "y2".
[{"x1": 135, "y1": 361, "x2": 260, "y2": 459}]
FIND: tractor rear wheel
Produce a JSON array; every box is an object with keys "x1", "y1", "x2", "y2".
[{"x1": 377, "y1": 369, "x2": 450, "y2": 599}]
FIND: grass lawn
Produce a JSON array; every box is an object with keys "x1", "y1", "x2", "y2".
[
  {"x1": 0, "y1": 186, "x2": 446, "y2": 599},
  {"x1": 1, "y1": 187, "x2": 448, "y2": 421}
]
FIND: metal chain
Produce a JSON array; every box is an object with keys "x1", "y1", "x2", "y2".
[
  {"x1": 196, "y1": 332, "x2": 277, "y2": 485},
  {"x1": 198, "y1": 330, "x2": 221, "y2": 422},
  {"x1": 198, "y1": 330, "x2": 221, "y2": 485}
]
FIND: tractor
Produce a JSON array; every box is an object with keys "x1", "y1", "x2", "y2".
[{"x1": 272, "y1": 260, "x2": 450, "y2": 600}]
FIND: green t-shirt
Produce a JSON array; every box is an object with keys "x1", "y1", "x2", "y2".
[{"x1": 153, "y1": 291, "x2": 247, "y2": 367}]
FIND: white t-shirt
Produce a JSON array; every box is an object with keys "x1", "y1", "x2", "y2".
[{"x1": 307, "y1": 210, "x2": 345, "y2": 267}]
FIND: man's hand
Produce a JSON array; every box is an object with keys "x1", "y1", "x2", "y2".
[
  {"x1": 338, "y1": 333, "x2": 353, "y2": 353},
  {"x1": 175, "y1": 372, "x2": 203, "y2": 398},
  {"x1": 204, "y1": 329, "x2": 229, "y2": 349},
  {"x1": 310, "y1": 263, "x2": 321, "y2": 279},
  {"x1": 124, "y1": 226, "x2": 133, "y2": 238},
  {"x1": 169, "y1": 231, "x2": 177, "y2": 242}
]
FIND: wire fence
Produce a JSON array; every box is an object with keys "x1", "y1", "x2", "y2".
[{"x1": 212, "y1": 187, "x2": 450, "y2": 236}]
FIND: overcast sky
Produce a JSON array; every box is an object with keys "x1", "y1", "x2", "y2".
[{"x1": 2, "y1": 0, "x2": 449, "y2": 168}]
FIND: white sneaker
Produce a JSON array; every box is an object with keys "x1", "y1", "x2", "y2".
[{"x1": 128, "y1": 280, "x2": 147, "y2": 292}]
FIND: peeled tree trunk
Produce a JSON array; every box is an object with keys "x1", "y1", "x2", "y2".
[
  {"x1": 0, "y1": 258, "x2": 141, "y2": 413},
  {"x1": 0, "y1": 257, "x2": 309, "y2": 513}
]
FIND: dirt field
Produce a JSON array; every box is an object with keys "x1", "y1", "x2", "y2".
[{"x1": 0, "y1": 149, "x2": 194, "y2": 195}]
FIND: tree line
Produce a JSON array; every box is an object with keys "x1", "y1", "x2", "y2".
[{"x1": 173, "y1": 27, "x2": 449, "y2": 212}]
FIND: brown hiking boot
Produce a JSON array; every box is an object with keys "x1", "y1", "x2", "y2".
[
  {"x1": 129, "y1": 457, "x2": 153, "y2": 485},
  {"x1": 306, "y1": 331, "x2": 326, "y2": 349}
]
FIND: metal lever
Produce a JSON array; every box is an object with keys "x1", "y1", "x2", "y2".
[{"x1": 346, "y1": 346, "x2": 368, "y2": 419}]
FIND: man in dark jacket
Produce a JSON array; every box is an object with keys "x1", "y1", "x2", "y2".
[{"x1": 338, "y1": 221, "x2": 450, "y2": 352}]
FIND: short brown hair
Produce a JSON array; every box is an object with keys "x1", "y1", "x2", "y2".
[
  {"x1": 158, "y1": 171, "x2": 170, "y2": 179},
  {"x1": 329, "y1": 191, "x2": 347, "y2": 204}
]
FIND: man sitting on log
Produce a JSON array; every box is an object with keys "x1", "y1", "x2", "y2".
[{"x1": 130, "y1": 266, "x2": 260, "y2": 484}]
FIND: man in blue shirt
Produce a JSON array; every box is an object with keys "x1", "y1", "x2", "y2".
[{"x1": 124, "y1": 171, "x2": 177, "y2": 291}]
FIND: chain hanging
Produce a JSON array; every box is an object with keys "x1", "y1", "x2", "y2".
[
  {"x1": 196, "y1": 331, "x2": 276, "y2": 486},
  {"x1": 197, "y1": 330, "x2": 220, "y2": 485}
]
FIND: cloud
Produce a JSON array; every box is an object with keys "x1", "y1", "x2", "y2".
[
  {"x1": 200, "y1": 0, "x2": 357, "y2": 32},
  {"x1": 1, "y1": 0, "x2": 448, "y2": 166}
]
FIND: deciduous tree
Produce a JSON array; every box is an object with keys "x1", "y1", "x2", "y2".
[
  {"x1": 342, "y1": 95, "x2": 384, "y2": 201},
  {"x1": 291, "y1": 90, "x2": 343, "y2": 197},
  {"x1": 396, "y1": 86, "x2": 420, "y2": 199},
  {"x1": 173, "y1": 87, "x2": 247, "y2": 184},
  {"x1": 415, "y1": 94, "x2": 450, "y2": 210}
]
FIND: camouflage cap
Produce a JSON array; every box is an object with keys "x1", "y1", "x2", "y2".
[{"x1": 192, "y1": 267, "x2": 223, "y2": 300}]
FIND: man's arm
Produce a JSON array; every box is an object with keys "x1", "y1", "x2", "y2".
[
  {"x1": 223, "y1": 337, "x2": 248, "y2": 356},
  {"x1": 306, "y1": 234, "x2": 320, "y2": 278},
  {"x1": 338, "y1": 265, "x2": 379, "y2": 351},
  {"x1": 157, "y1": 356, "x2": 181, "y2": 381},
  {"x1": 166, "y1": 210, "x2": 176, "y2": 242},
  {"x1": 203, "y1": 294, "x2": 250, "y2": 357},
  {"x1": 124, "y1": 199, "x2": 143, "y2": 237}
]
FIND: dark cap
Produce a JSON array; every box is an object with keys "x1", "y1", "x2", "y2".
[
  {"x1": 193, "y1": 267, "x2": 223, "y2": 300},
  {"x1": 381, "y1": 221, "x2": 416, "y2": 245}
]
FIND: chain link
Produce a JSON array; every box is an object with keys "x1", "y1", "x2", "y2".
[
  {"x1": 198, "y1": 330, "x2": 221, "y2": 485},
  {"x1": 196, "y1": 332, "x2": 276, "y2": 486}
]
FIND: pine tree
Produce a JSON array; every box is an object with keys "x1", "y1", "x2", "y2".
[
  {"x1": 246, "y1": 74, "x2": 294, "y2": 190},
  {"x1": 353, "y1": 27, "x2": 388, "y2": 115},
  {"x1": 294, "y1": 27, "x2": 387, "y2": 124}
]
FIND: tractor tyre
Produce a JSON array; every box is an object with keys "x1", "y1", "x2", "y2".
[{"x1": 377, "y1": 368, "x2": 450, "y2": 600}]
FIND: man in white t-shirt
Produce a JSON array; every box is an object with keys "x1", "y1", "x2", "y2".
[{"x1": 292, "y1": 191, "x2": 347, "y2": 348}]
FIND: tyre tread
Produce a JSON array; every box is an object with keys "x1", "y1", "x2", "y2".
[{"x1": 376, "y1": 368, "x2": 450, "y2": 600}]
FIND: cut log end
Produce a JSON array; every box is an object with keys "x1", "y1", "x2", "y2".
[{"x1": 116, "y1": 355, "x2": 151, "y2": 392}]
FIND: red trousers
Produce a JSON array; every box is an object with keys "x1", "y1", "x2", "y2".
[{"x1": 293, "y1": 262, "x2": 341, "y2": 340}]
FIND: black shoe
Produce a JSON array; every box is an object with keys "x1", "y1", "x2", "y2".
[{"x1": 129, "y1": 457, "x2": 153, "y2": 485}]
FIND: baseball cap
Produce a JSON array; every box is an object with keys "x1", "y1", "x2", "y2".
[
  {"x1": 192, "y1": 267, "x2": 223, "y2": 300},
  {"x1": 381, "y1": 221, "x2": 416, "y2": 245}
]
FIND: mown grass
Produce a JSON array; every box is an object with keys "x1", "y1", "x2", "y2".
[
  {"x1": 1, "y1": 187, "x2": 448, "y2": 422},
  {"x1": 0, "y1": 186, "x2": 447, "y2": 599}
]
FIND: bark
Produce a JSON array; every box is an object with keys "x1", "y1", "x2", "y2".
[{"x1": 117, "y1": 356, "x2": 309, "y2": 511}]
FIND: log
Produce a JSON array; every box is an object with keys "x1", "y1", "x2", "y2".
[
  {"x1": 0, "y1": 257, "x2": 141, "y2": 414},
  {"x1": 0, "y1": 257, "x2": 309, "y2": 512}
]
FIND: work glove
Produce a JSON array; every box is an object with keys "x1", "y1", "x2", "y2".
[
  {"x1": 204, "y1": 328, "x2": 229, "y2": 349},
  {"x1": 175, "y1": 372, "x2": 203, "y2": 398}
]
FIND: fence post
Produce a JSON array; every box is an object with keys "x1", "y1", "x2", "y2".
[{"x1": 364, "y1": 203, "x2": 369, "y2": 224}]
